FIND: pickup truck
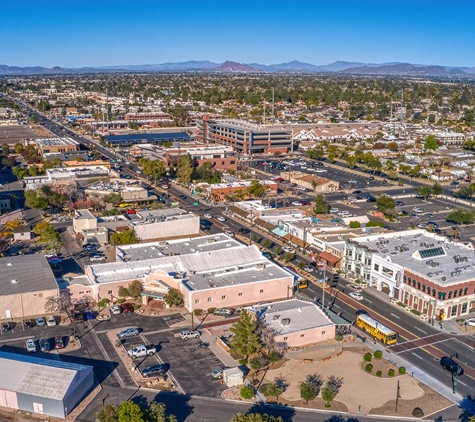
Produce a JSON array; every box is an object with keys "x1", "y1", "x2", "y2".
[{"x1": 127, "y1": 344, "x2": 156, "y2": 359}]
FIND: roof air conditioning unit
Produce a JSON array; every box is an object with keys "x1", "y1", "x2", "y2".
[
  {"x1": 256, "y1": 263, "x2": 266, "y2": 270},
  {"x1": 158, "y1": 241, "x2": 168, "y2": 247}
]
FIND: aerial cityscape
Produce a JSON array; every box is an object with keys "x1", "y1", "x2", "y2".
[{"x1": 1, "y1": 2, "x2": 475, "y2": 422}]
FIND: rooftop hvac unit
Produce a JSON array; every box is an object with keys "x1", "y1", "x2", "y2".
[
  {"x1": 281, "y1": 318, "x2": 291, "y2": 326},
  {"x1": 158, "y1": 241, "x2": 168, "y2": 247},
  {"x1": 173, "y1": 273, "x2": 184, "y2": 280},
  {"x1": 256, "y1": 263, "x2": 266, "y2": 270}
]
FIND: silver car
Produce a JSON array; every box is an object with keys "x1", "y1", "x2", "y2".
[
  {"x1": 118, "y1": 327, "x2": 140, "y2": 338},
  {"x1": 180, "y1": 330, "x2": 200, "y2": 340}
]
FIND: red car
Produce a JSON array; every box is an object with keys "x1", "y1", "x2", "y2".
[
  {"x1": 121, "y1": 303, "x2": 134, "y2": 313},
  {"x1": 55, "y1": 336, "x2": 65, "y2": 349}
]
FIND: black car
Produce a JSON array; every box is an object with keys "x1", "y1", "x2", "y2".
[
  {"x1": 141, "y1": 364, "x2": 167, "y2": 378},
  {"x1": 238, "y1": 228, "x2": 251, "y2": 234},
  {"x1": 23, "y1": 319, "x2": 35, "y2": 329},
  {"x1": 161, "y1": 193, "x2": 170, "y2": 198},
  {"x1": 440, "y1": 357, "x2": 464, "y2": 375},
  {"x1": 366, "y1": 196, "x2": 376, "y2": 203},
  {"x1": 179, "y1": 195, "x2": 187, "y2": 200}
]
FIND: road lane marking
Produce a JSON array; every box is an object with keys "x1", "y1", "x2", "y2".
[
  {"x1": 390, "y1": 313, "x2": 400, "y2": 319},
  {"x1": 412, "y1": 352, "x2": 423, "y2": 360},
  {"x1": 395, "y1": 339, "x2": 451, "y2": 354},
  {"x1": 457, "y1": 380, "x2": 467, "y2": 387},
  {"x1": 453, "y1": 337, "x2": 475, "y2": 352},
  {"x1": 414, "y1": 326, "x2": 428, "y2": 335}
]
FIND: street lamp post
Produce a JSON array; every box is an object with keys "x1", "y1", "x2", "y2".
[{"x1": 450, "y1": 353, "x2": 460, "y2": 394}]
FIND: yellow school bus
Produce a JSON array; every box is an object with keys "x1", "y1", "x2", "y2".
[{"x1": 356, "y1": 313, "x2": 398, "y2": 345}]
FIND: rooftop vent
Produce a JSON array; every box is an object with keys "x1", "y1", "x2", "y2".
[
  {"x1": 11, "y1": 279, "x2": 18, "y2": 284},
  {"x1": 256, "y1": 263, "x2": 266, "y2": 271},
  {"x1": 281, "y1": 318, "x2": 291, "y2": 326},
  {"x1": 7, "y1": 263, "x2": 12, "y2": 266}
]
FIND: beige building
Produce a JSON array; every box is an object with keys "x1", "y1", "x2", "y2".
[
  {"x1": 0, "y1": 255, "x2": 59, "y2": 319},
  {"x1": 34, "y1": 138, "x2": 79, "y2": 155},
  {"x1": 73, "y1": 209, "x2": 108, "y2": 245},
  {"x1": 255, "y1": 299, "x2": 335, "y2": 348},
  {"x1": 282, "y1": 171, "x2": 339, "y2": 193}
]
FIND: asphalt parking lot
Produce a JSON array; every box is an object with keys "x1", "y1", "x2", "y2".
[{"x1": 144, "y1": 329, "x2": 227, "y2": 397}]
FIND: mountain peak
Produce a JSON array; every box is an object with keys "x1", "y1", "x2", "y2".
[{"x1": 212, "y1": 61, "x2": 257, "y2": 72}]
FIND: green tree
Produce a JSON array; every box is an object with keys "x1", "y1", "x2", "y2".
[
  {"x1": 118, "y1": 401, "x2": 144, "y2": 422},
  {"x1": 239, "y1": 385, "x2": 254, "y2": 400},
  {"x1": 12, "y1": 167, "x2": 28, "y2": 180},
  {"x1": 375, "y1": 194, "x2": 395, "y2": 213},
  {"x1": 424, "y1": 135, "x2": 439, "y2": 151},
  {"x1": 139, "y1": 158, "x2": 166, "y2": 182},
  {"x1": 229, "y1": 309, "x2": 261, "y2": 358},
  {"x1": 177, "y1": 154, "x2": 194, "y2": 184},
  {"x1": 145, "y1": 402, "x2": 177, "y2": 422},
  {"x1": 34, "y1": 221, "x2": 62, "y2": 253},
  {"x1": 247, "y1": 179, "x2": 266, "y2": 198},
  {"x1": 432, "y1": 182, "x2": 443, "y2": 196},
  {"x1": 110, "y1": 229, "x2": 139, "y2": 245},
  {"x1": 2, "y1": 143, "x2": 10, "y2": 156},
  {"x1": 96, "y1": 404, "x2": 119, "y2": 422},
  {"x1": 345, "y1": 155, "x2": 358, "y2": 169},
  {"x1": 349, "y1": 221, "x2": 361, "y2": 228},
  {"x1": 313, "y1": 194, "x2": 330, "y2": 214},
  {"x1": 299, "y1": 381, "x2": 317, "y2": 404},
  {"x1": 163, "y1": 288, "x2": 184, "y2": 307},
  {"x1": 14, "y1": 143, "x2": 24, "y2": 154},
  {"x1": 24, "y1": 189, "x2": 49, "y2": 209},
  {"x1": 447, "y1": 210, "x2": 475, "y2": 225},
  {"x1": 321, "y1": 385, "x2": 337, "y2": 407},
  {"x1": 306, "y1": 148, "x2": 324, "y2": 160},
  {"x1": 414, "y1": 186, "x2": 433, "y2": 199},
  {"x1": 128, "y1": 280, "x2": 143, "y2": 298},
  {"x1": 104, "y1": 193, "x2": 122, "y2": 205},
  {"x1": 265, "y1": 381, "x2": 283, "y2": 401}
]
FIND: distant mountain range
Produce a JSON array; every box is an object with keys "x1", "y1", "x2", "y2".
[{"x1": 1, "y1": 60, "x2": 475, "y2": 76}]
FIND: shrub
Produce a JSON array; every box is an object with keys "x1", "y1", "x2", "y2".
[
  {"x1": 334, "y1": 334, "x2": 343, "y2": 341},
  {"x1": 266, "y1": 350, "x2": 282, "y2": 363},
  {"x1": 117, "y1": 298, "x2": 125, "y2": 304},
  {"x1": 412, "y1": 407, "x2": 424, "y2": 417},
  {"x1": 399, "y1": 367, "x2": 406, "y2": 375},
  {"x1": 349, "y1": 221, "x2": 361, "y2": 228},
  {"x1": 207, "y1": 307, "x2": 215, "y2": 314},
  {"x1": 240, "y1": 385, "x2": 254, "y2": 399},
  {"x1": 365, "y1": 364, "x2": 373, "y2": 373},
  {"x1": 410, "y1": 309, "x2": 421, "y2": 316},
  {"x1": 376, "y1": 370, "x2": 382, "y2": 377},
  {"x1": 133, "y1": 303, "x2": 141, "y2": 310},
  {"x1": 388, "y1": 369, "x2": 395, "y2": 377},
  {"x1": 366, "y1": 221, "x2": 385, "y2": 228},
  {"x1": 98, "y1": 298, "x2": 110, "y2": 308},
  {"x1": 374, "y1": 350, "x2": 383, "y2": 359},
  {"x1": 363, "y1": 353, "x2": 372, "y2": 362},
  {"x1": 239, "y1": 358, "x2": 248, "y2": 365},
  {"x1": 193, "y1": 309, "x2": 202, "y2": 316}
]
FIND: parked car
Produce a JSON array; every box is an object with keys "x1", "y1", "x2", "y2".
[
  {"x1": 73, "y1": 312, "x2": 84, "y2": 322},
  {"x1": 118, "y1": 327, "x2": 140, "y2": 339},
  {"x1": 464, "y1": 318, "x2": 475, "y2": 327},
  {"x1": 425, "y1": 213, "x2": 435, "y2": 218},
  {"x1": 349, "y1": 292, "x2": 364, "y2": 301},
  {"x1": 427, "y1": 221, "x2": 439, "y2": 228},
  {"x1": 84, "y1": 311, "x2": 96, "y2": 320},
  {"x1": 395, "y1": 201, "x2": 404, "y2": 206},
  {"x1": 2, "y1": 322, "x2": 12, "y2": 331},
  {"x1": 213, "y1": 308, "x2": 234, "y2": 317},
  {"x1": 83, "y1": 244, "x2": 98, "y2": 251},
  {"x1": 46, "y1": 316, "x2": 57, "y2": 327},
  {"x1": 35, "y1": 317, "x2": 46, "y2": 327},
  {"x1": 348, "y1": 284, "x2": 362, "y2": 292},
  {"x1": 211, "y1": 366, "x2": 228, "y2": 379},
  {"x1": 110, "y1": 304, "x2": 122, "y2": 315},
  {"x1": 127, "y1": 344, "x2": 157, "y2": 359},
  {"x1": 141, "y1": 364, "x2": 167, "y2": 378},
  {"x1": 121, "y1": 303, "x2": 135, "y2": 313},
  {"x1": 283, "y1": 246, "x2": 296, "y2": 254},
  {"x1": 179, "y1": 195, "x2": 187, "y2": 200},
  {"x1": 349, "y1": 180, "x2": 358, "y2": 184},
  {"x1": 329, "y1": 208, "x2": 339, "y2": 213},
  {"x1": 413, "y1": 207, "x2": 424, "y2": 213},
  {"x1": 39, "y1": 337, "x2": 50, "y2": 353},
  {"x1": 180, "y1": 330, "x2": 201, "y2": 340},
  {"x1": 440, "y1": 356, "x2": 464, "y2": 375},
  {"x1": 238, "y1": 228, "x2": 250, "y2": 234},
  {"x1": 26, "y1": 339, "x2": 37, "y2": 353},
  {"x1": 217, "y1": 216, "x2": 226, "y2": 222},
  {"x1": 55, "y1": 336, "x2": 65, "y2": 349},
  {"x1": 224, "y1": 230, "x2": 235, "y2": 237},
  {"x1": 204, "y1": 213, "x2": 213, "y2": 219},
  {"x1": 303, "y1": 265, "x2": 314, "y2": 272},
  {"x1": 23, "y1": 319, "x2": 35, "y2": 329}
]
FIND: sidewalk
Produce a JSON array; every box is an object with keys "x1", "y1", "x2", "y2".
[{"x1": 200, "y1": 329, "x2": 239, "y2": 368}]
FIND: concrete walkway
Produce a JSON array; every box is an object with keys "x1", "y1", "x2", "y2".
[{"x1": 201, "y1": 329, "x2": 240, "y2": 368}]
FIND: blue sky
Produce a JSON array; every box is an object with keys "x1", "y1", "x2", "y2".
[{"x1": 1, "y1": 0, "x2": 474, "y2": 68}]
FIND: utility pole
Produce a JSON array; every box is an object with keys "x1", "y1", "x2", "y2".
[
  {"x1": 271, "y1": 87, "x2": 275, "y2": 126},
  {"x1": 105, "y1": 88, "x2": 109, "y2": 135},
  {"x1": 395, "y1": 380, "x2": 400, "y2": 412}
]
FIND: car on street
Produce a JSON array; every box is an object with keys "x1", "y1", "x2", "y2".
[
  {"x1": 417, "y1": 223, "x2": 427, "y2": 229},
  {"x1": 238, "y1": 227, "x2": 250, "y2": 234},
  {"x1": 366, "y1": 196, "x2": 376, "y2": 203},
  {"x1": 450, "y1": 181, "x2": 459, "y2": 186},
  {"x1": 26, "y1": 339, "x2": 37, "y2": 353},
  {"x1": 413, "y1": 207, "x2": 424, "y2": 213},
  {"x1": 179, "y1": 195, "x2": 187, "y2": 199},
  {"x1": 73, "y1": 311, "x2": 84, "y2": 322},
  {"x1": 300, "y1": 200, "x2": 310, "y2": 205},
  {"x1": 121, "y1": 303, "x2": 135, "y2": 313},
  {"x1": 440, "y1": 356, "x2": 464, "y2": 375},
  {"x1": 349, "y1": 180, "x2": 357, "y2": 184},
  {"x1": 110, "y1": 304, "x2": 122, "y2": 315},
  {"x1": 352, "y1": 190, "x2": 362, "y2": 194},
  {"x1": 204, "y1": 213, "x2": 213, "y2": 219},
  {"x1": 180, "y1": 330, "x2": 201, "y2": 340},
  {"x1": 211, "y1": 366, "x2": 228, "y2": 379},
  {"x1": 283, "y1": 246, "x2": 296, "y2": 254},
  {"x1": 39, "y1": 337, "x2": 50, "y2": 353},
  {"x1": 395, "y1": 201, "x2": 404, "y2": 206},
  {"x1": 224, "y1": 230, "x2": 235, "y2": 237},
  {"x1": 83, "y1": 244, "x2": 98, "y2": 251},
  {"x1": 46, "y1": 316, "x2": 57, "y2": 327},
  {"x1": 427, "y1": 221, "x2": 439, "y2": 228},
  {"x1": 349, "y1": 292, "x2": 364, "y2": 301},
  {"x1": 217, "y1": 216, "x2": 226, "y2": 222},
  {"x1": 213, "y1": 308, "x2": 234, "y2": 317},
  {"x1": 35, "y1": 317, "x2": 46, "y2": 327},
  {"x1": 118, "y1": 327, "x2": 140, "y2": 339},
  {"x1": 464, "y1": 318, "x2": 475, "y2": 327},
  {"x1": 329, "y1": 208, "x2": 339, "y2": 213},
  {"x1": 141, "y1": 364, "x2": 167, "y2": 378},
  {"x1": 55, "y1": 336, "x2": 65, "y2": 349},
  {"x1": 348, "y1": 284, "x2": 362, "y2": 292},
  {"x1": 303, "y1": 265, "x2": 314, "y2": 272},
  {"x1": 292, "y1": 201, "x2": 303, "y2": 206}
]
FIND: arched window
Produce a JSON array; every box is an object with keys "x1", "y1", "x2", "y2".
[
  {"x1": 417, "y1": 282, "x2": 421, "y2": 290},
  {"x1": 403, "y1": 275, "x2": 407, "y2": 283},
  {"x1": 413, "y1": 280, "x2": 416, "y2": 287},
  {"x1": 427, "y1": 286, "x2": 431, "y2": 295},
  {"x1": 464, "y1": 287, "x2": 468, "y2": 295},
  {"x1": 408, "y1": 277, "x2": 412, "y2": 284},
  {"x1": 438, "y1": 292, "x2": 444, "y2": 300},
  {"x1": 422, "y1": 284, "x2": 426, "y2": 293},
  {"x1": 448, "y1": 291, "x2": 452, "y2": 299},
  {"x1": 459, "y1": 288, "x2": 463, "y2": 297},
  {"x1": 453, "y1": 290, "x2": 457, "y2": 298},
  {"x1": 433, "y1": 290, "x2": 437, "y2": 297}
]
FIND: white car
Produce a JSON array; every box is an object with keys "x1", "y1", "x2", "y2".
[
  {"x1": 348, "y1": 284, "x2": 362, "y2": 292},
  {"x1": 26, "y1": 339, "x2": 37, "y2": 353},
  {"x1": 217, "y1": 216, "x2": 226, "y2": 222},
  {"x1": 46, "y1": 316, "x2": 57, "y2": 327},
  {"x1": 349, "y1": 180, "x2": 358, "y2": 184},
  {"x1": 330, "y1": 208, "x2": 339, "y2": 213},
  {"x1": 224, "y1": 230, "x2": 235, "y2": 237},
  {"x1": 110, "y1": 304, "x2": 122, "y2": 315},
  {"x1": 181, "y1": 330, "x2": 201, "y2": 340},
  {"x1": 283, "y1": 246, "x2": 296, "y2": 254},
  {"x1": 204, "y1": 213, "x2": 213, "y2": 219},
  {"x1": 465, "y1": 318, "x2": 475, "y2": 327},
  {"x1": 292, "y1": 201, "x2": 303, "y2": 206},
  {"x1": 349, "y1": 292, "x2": 364, "y2": 301},
  {"x1": 413, "y1": 207, "x2": 424, "y2": 213},
  {"x1": 315, "y1": 169, "x2": 327, "y2": 173},
  {"x1": 303, "y1": 265, "x2": 314, "y2": 272}
]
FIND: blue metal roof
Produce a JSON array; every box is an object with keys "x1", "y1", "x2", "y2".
[{"x1": 105, "y1": 132, "x2": 191, "y2": 143}]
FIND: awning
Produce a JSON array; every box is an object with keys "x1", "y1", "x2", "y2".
[
  {"x1": 272, "y1": 227, "x2": 288, "y2": 237},
  {"x1": 318, "y1": 251, "x2": 341, "y2": 264},
  {"x1": 283, "y1": 234, "x2": 311, "y2": 248},
  {"x1": 254, "y1": 218, "x2": 277, "y2": 232},
  {"x1": 325, "y1": 308, "x2": 352, "y2": 326},
  {"x1": 141, "y1": 291, "x2": 165, "y2": 299}
]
